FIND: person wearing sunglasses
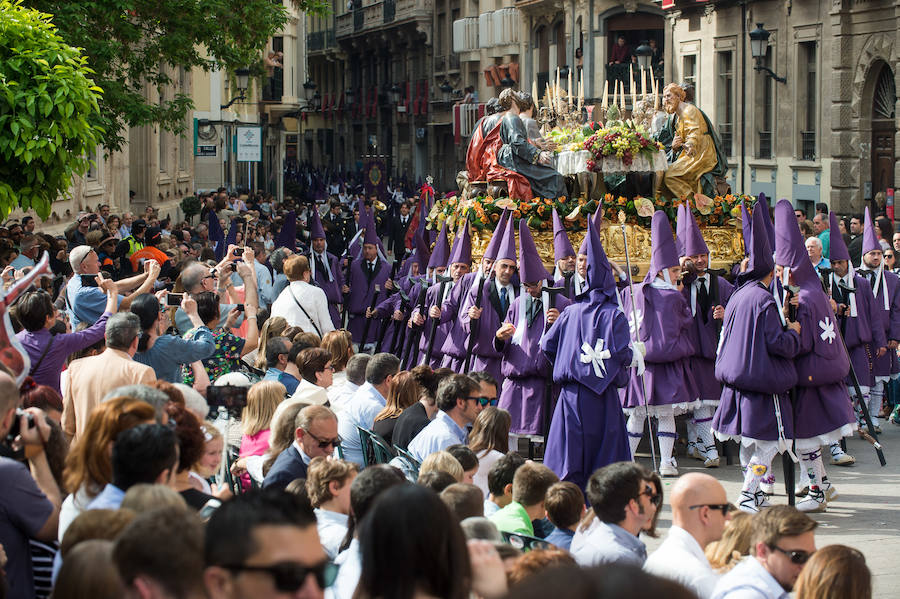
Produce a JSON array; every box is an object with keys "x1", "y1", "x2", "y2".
[
  {"x1": 571, "y1": 462, "x2": 660, "y2": 568},
  {"x1": 408, "y1": 374, "x2": 484, "y2": 462},
  {"x1": 645, "y1": 473, "x2": 731, "y2": 599},
  {"x1": 494, "y1": 219, "x2": 569, "y2": 439},
  {"x1": 204, "y1": 489, "x2": 333, "y2": 599},
  {"x1": 263, "y1": 406, "x2": 339, "y2": 492},
  {"x1": 712, "y1": 505, "x2": 817, "y2": 599}
]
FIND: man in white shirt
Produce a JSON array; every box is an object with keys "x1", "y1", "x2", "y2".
[
  {"x1": 712, "y1": 506, "x2": 817, "y2": 599},
  {"x1": 336, "y1": 353, "x2": 400, "y2": 465},
  {"x1": 271, "y1": 255, "x2": 334, "y2": 337},
  {"x1": 306, "y1": 457, "x2": 357, "y2": 560},
  {"x1": 328, "y1": 354, "x2": 370, "y2": 413},
  {"x1": 407, "y1": 374, "x2": 483, "y2": 462},
  {"x1": 644, "y1": 473, "x2": 730, "y2": 598}
]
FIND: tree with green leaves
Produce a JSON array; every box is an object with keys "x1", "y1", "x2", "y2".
[
  {"x1": 25, "y1": 0, "x2": 330, "y2": 152},
  {"x1": 0, "y1": 0, "x2": 105, "y2": 219}
]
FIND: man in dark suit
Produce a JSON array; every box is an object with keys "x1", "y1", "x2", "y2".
[
  {"x1": 388, "y1": 201, "x2": 413, "y2": 256},
  {"x1": 263, "y1": 405, "x2": 340, "y2": 491}
]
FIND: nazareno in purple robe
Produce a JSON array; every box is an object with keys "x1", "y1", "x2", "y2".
[
  {"x1": 346, "y1": 257, "x2": 392, "y2": 345},
  {"x1": 859, "y1": 267, "x2": 900, "y2": 377},
  {"x1": 496, "y1": 292, "x2": 571, "y2": 436},
  {"x1": 682, "y1": 274, "x2": 734, "y2": 403},
  {"x1": 309, "y1": 250, "x2": 343, "y2": 328},
  {"x1": 438, "y1": 270, "x2": 481, "y2": 372},
  {"x1": 712, "y1": 281, "x2": 801, "y2": 445},
  {"x1": 830, "y1": 272, "x2": 885, "y2": 388},
  {"x1": 460, "y1": 277, "x2": 516, "y2": 384},
  {"x1": 621, "y1": 283, "x2": 698, "y2": 414},
  {"x1": 412, "y1": 279, "x2": 456, "y2": 368}
]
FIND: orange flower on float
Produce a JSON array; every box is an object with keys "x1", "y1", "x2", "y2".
[
  {"x1": 490, "y1": 213, "x2": 501, "y2": 223},
  {"x1": 512, "y1": 210, "x2": 521, "y2": 219},
  {"x1": 546, "y1": 198, "x2": 554, "y2": 205}
]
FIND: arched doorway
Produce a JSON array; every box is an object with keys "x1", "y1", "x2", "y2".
[{"x1": 871, "y1": 62, "x2": 896, "y2": 197}]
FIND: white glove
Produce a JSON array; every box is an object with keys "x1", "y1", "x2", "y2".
[
  {"x1": 629, "y1": 343, "x2": 646, "y2": 376},
  {"x1": 632, "y1": 341, "x2": 646, "y2": 357}
]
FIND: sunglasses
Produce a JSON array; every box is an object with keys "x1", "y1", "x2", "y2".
[
  {"x1": 689, "y1": 503, "x2": 734, "y2": 517},
  {"x1": 641, "y1": 485, "x2": 662, "y2": 507},
  {"x1": 223, "y1": 560, "x2": 338, "y2": 592},
  {"x1": 466, "y1": 396, "x2": 499, "y2": 407},
  {"x1": 769, "y1": 545, "x2": 815, "y2": 565},
  {"x1": 305, "y1": 430, "x2": 342, "y2": 449}
]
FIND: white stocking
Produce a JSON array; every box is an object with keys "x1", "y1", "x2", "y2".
[
  {"x1": 742, "y1": 442, "x2": 779, "y2": 494},
  {"x1": 799, "y1": 448, "x2": 823, "y2": 488},
  {"x1": 626, "y1": 411, "x2": 646, "y2": 460},
  {"x1": 657, "y1": 409, "x2": 677, "y2": 463},
  {"x1": 869, "y1": 381, "x2": 885, "y2": 427},
  {"x1": 739, "y1": 443, "x2": 754, "y2": 469},
  {"x1": 693, "y1": 405, "x2": 718, "y2": 459},
  {"x1": 686, "y1": 415, "x2": 698, "y2": 448}
]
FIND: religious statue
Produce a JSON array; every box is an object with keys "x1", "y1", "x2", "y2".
[{"x1": 656, "y1": 83, "x2": 730, "y2": 199}]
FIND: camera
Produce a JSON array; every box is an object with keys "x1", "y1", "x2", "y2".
[
  {"x1": 207, "y1": 385, "x2": 249, "y2": 416},
  {"x1": 166, "y1": 293, "x2": 183, "y2": 307},
  {"x1": 5, "y1": 408, "x2": 34, "y2": 446}
]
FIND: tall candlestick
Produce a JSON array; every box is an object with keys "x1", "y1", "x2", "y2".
[
  {"x1": 602, "y1": 80, "x2": 608, "y2": 109},
  {"x1": 568, "y1": 70, "x2": 573, "y2": 107},
  {"x1": 532, "y1": 80, "x2": 538, "y2": 105},
  {"x1": 630, "y1": 64, "x2": 636, "y2": 109},
  {"x1": 640, "y1": 67, "x2": 646, "y2": 99},
  {"x1": 578, "y1": 76, "x2": 584, "y2": 112}
]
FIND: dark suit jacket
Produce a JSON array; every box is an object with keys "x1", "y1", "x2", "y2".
[
  {"x1": 389, "y1": 215, "x2": 413, "y2": 255},
  {"x1": 391, "y1": 402, "x2": 430, "y2": 450},
  {"x1": 262, "y1": 445, "x2": 308, "y2": 491},
  {"x1": 848, "y1": 234, "x2": 864, "y2": 267}
]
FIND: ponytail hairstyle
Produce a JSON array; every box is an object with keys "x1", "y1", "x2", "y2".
[{"x1": 129, "y1": 293, "x2": 161, "y2": 353}]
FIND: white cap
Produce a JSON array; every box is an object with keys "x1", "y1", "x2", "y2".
[
  {"x1": 213, "y1": 372, "x2": 253, "y2": 387},
  {"x1": 69, "y1": 245, "x2": 94, "y2": 272}
]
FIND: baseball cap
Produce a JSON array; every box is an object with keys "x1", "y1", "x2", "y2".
[
  {"x1": 69, "y1": 245, "x2": 94, "y2": 272},
  {"x1": 131, "y1": 219, "x2": 147, "y2": 233},
  {"x1": 145, "y1": 227, "x2": 162, "y2": 244}
]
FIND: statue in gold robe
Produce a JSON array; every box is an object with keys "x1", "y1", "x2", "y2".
[{"x1": 658, "y1": 83, "x2": 721, "y2": 200}]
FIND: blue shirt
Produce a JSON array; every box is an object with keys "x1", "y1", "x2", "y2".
[
  {"x1": 336, "y1": 383, "x2": 387, "y2": 466},
  {"x1": 407, "y1": 410, "x2": 468, "y2": 462},
  {"x1": 711, "y1": 556, "x2": 788, "y2": 599},
  {"x1": 263, "y1": 368, "x2": 300, "y2": 395},
  {"x1": 571, "y1": 520, "x2": 647, "y2": 567},
  {"x1": 86, "y1": 484, "x2": 126, "y2": 511},
  {"x1": 545, "y1": 526, "x2": 575, "y2": 551},
  {"x1": 134, "y1": 328, "x2": 217, "y2": 383},
  {"x1": 64, "y1": 276, "x2": 123, "y2": 328}
]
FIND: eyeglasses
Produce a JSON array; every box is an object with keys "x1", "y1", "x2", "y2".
[
  {"x1": 304, "y1": 430, "x2": 342, "y2": 449},
  {"x1": 689, "y1": 503, "x2": 734, "y2": 517},
  {"x1": 223, "y1": 560, "x2": 338, "y2": 592},
  {"x1": 769, "y1": 545, "x2": 815, "y2": 565},
  {"x1": 203, "y1": 274, "x2": 216, "y2": 280},
  {"x1": 641, "y1": 485, "x2": 662, "y2": 507},
  {"x1": 466, "y1": 396, "x2": 499, "y2": 407}
]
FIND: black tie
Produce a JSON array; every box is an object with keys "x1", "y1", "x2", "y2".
[
  {"x1": 697, "y1": 278, "x2": 710, "y2": 323},
  {"x1": 529, "y1": 298, "x2": 542, "y2": 326},
  {"x1": 499, "y1": 287, "x2": 509, "y2": 315},
  {"x1": 316, "y1": 254, "x2": 329, "y2": 281}
]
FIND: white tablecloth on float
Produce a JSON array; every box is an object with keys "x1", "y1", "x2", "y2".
[{"x1": 553, "y1": 149, "x2": 667, "y2": 175}]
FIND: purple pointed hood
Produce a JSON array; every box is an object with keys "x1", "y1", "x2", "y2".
[
  {"x1": 274, "y1": 210, "x2": 297, "y2": 252},
  {"x1": 675, "y1": 204, "x2": 687, "y2": 257},
  {"x1": 578, "y1": 208, "x2": 603, "y2": 255},
  {"x1": 428, "y1": 222, "x2": 451, "y2": 269},
  {"x1": 495, "y1": 214, "x2": 517, "y2": 263},
  {"x1": 584, "y1": 216, "x2": 618, "y2": 297},
  {"x1": 643, "y1": 210, "x2": 680, "y2": 283},
  {"x1": 829, "y1": 212, "x2": 851, "y2": 261},
  {"x1": 742, "y1": 201, "x2": 775, "y2": 282},
  {"x1": 309, "y1": 207, "x2": 326, "y2": 240},
  {"x1": 756, "y1": 194, "x2": 775, "y2": 251},
  {"x1": 447, "y1": 218, "x2": 472, "y2": 266},
  {"x1": 483, "y1": 210, "x2": 509, "y2": 261},
  {"x1": 680, "y1": 204, "x2": 709, "y2": 257},
  {"x1": 363, "y1": 208, "x2": 380, "y2": 247},
  {"x1": 774, "y1": 199, "x2": 819, "y2": 291},
  {"x1": 518, "y1": 217, "x2": 550, "y2": 283},
  {"x1": 552, "y1": 209, "x2": 575, "y2": 262},
  {"x1": 414, "y1": 232, "x2": 431, "y2": 272},
  {"x1": 740, "y1": 200, "x2": 752, "y2": 256},
  {"x1": 862, "y1": 206, "x2": 881, "y2": 256}
]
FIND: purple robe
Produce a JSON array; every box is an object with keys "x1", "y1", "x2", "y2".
[
  {"x1": 412, "y1": 280, "x2": 456, "y2": 368},
  {"x1": 541, "y1": 289, "x2": 632, "y2": 490},
  {"x1": 309, "y1": 250, "x2": 343, "y2": 328},
  {"x1": 790, "y1": 286, "x2": 855, "y2": 442},
  {"x1": 621, "y1": 283, "x2": 698, "y2": 411},
  {"x1": 832, "y1": 273, "x2": 886, "y2": 387},
  {"x1": 347, "y1": 257, "x2": 391, "y2": 345},
  {"x1": 712, "y1": 282, "x2": 801, "y2": 442},
  {"x1": 497, "y1": 292, "x2": 571, "y2": 436},
  {"x1": 862, "y1": 269, "x2": 900, "y2": 377},
  {"x1": 461, "y1": 277, "x2": 517, "y2": 383},
  {"x1": 682, "y1": 273, "x2": 734, "y2": 403},
  {"x1": 400, "y1": 279, "x2": 429, "y2": 368},
  {"x1": 439, "y1": 271, "x2": 481, "y2": 371},
  {"x1": 372, "y1": 290, "x2": 404, "y2": 354}
]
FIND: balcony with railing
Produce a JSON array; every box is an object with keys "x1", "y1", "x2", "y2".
[
  {"x1": 308, "y1": 30, "x2": 336, "y2": 53},
  {"x1": 384, "y1": 0, "x2": 395, "y2": 22},
  {"x1": 335, "y1": 0, "x2": 432, "y2": 38},
  {"x1": 717, "y1": 123, "x2": 733, "y2": 157},
  {"x1": 454, "y1": 102, "x2": 482, "y2": 143},
  {"x1": 758, "y1": 131, "x2": 772, "y2": 159},
  {"x1": 800, "y1": 131, "x2": 816, "y2": 161},
  {"x1": 452, "y1": 17, "x2": 479, "y2": 53}
]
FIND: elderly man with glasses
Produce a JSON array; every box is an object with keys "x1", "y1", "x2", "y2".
[
  {"x1": 263, "y1": 405, "x2": 340, "y2": 492},
  {"x1": 645, "y1": 473, "x2": 732, "y2": 599}
]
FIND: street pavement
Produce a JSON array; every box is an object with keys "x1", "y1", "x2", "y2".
[{"x1": 640, "y1": 423, "x2": 900, "y2": 598}]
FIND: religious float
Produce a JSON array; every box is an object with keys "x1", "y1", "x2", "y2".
[{"x1": 433, "y1": 68, "x2": 747, "y2": 275}]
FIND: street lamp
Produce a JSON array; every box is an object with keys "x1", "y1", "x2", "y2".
[
  {"x1": 439, "y1": 80, "x2": 453, "y2": 102},
  {"x1": 389, "y1": 84, "x2": 402, "y2": 105},
  {"x1": 311, "y1": 91, "x2": 321, "y2": 111},
  {"x1": 345, "y1": 88, "x2": 355, "y2": 104},
  {"x1": 221, "y1": 67, "x2": 251, "y2": 109},
  {"x1": 749, "y1": 23, "x2": 786, "y2": 84},
  {"x1": 500, "y1": 75, "x2": 515, "y2": 89},
  {"x1": 303, "y1": 79, "x2": 318, "y2": 103},
  {"x1": 634, "y1": 41, "x2": 653, "y2": 71}
]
